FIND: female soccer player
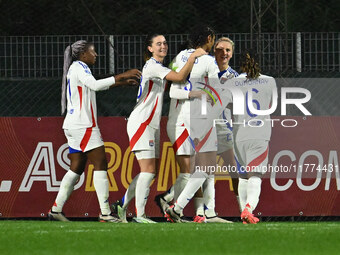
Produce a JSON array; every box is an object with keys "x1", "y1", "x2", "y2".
[
  {"x1": 213, "y1": 37, "x2": 241, "y2": 211},
  {"x1": 112, "y1": 34, "x2": 206, "y2": 223},
  {"x1": 48, "y1": 40, "x2": 141, "y2": 222},
  {"x1": 229, "y1": 49, "x2": 277, "y2": 224},
  {"x1": 165, "y1": 25, "x2": 229, "y2": 223}
]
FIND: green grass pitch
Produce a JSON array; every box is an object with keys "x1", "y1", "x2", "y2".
[{"x1": 1, "y1": 221, "x2": 339, "y2": 255}]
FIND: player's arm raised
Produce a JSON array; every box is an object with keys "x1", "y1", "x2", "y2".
[{"x1": 165, "y1": 48, "x2": 206, "y2": 83}]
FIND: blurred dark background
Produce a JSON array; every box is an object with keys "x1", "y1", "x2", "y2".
[{"x1": 1, "y1": 0, "x2": 339, "y2": 35}]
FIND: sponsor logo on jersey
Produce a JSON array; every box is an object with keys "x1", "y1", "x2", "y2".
[{"x1": 149, "y1": 140, "x2": 154, "y2": 147}]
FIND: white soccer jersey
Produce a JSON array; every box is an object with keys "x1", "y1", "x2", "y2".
[
  {"x1": 168, "y1": 49, "x2": 220, "y2": 124},
  {"x1": 167, "y1": 49, "x2": 220, "y2": 154},
  {"x1": 62, "y1": 60, "x2": 114, "y2": 130},
  {"x1": 227, "y1": 73, "x2": 277, "y2": 142},
  {"x1": 216, "y1": 66, "x2": 239, "y2": 138},
  {"x1": 128, "y1": 57, "x2": 171, "y2": 129}
]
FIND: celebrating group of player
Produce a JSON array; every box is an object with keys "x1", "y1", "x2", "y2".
[{"x1": 48, "y1": 24, "x2": 277, "y2": 225}]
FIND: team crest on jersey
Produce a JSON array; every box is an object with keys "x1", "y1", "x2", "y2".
[{"x1": 149, "y1": 140, "x2": 154, "y2": 147}]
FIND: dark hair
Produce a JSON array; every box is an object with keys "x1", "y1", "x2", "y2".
[
  {"x1": 61, "y1": 40, "x2": 94, "y2": 114},
  {"x1": 144, "y1": 33, "x2": 163, "y2": 61},
  {"x1": 187, "y1": 25, "x2": 215, "y2": 49},
  {"x1": 240, "y1": 49, "x2": 261, "y2": 79}
]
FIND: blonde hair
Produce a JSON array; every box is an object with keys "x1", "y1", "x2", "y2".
[{"x1": 214, "y1": 37, "x2": 235, "y2": 52}]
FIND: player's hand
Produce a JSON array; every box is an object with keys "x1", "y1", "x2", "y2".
[
  {"x1": 189, "y1": 90, "x2": 209, "y2": 100},
  {"x1": 114, "y1": 78, "x2": 139, "y2": 87},
  {"x1": 115, "y1": 69, "x2": 142, "y2": 84},
  {"x1": 191, "y1": 47, "x2": 208, "y2": 58}
]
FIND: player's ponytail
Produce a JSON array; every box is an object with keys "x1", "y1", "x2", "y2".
[
  {"x1": 240, "y1": 49, "x2": 260, "y2": 79},
  {"x1": 61, "y1": 40, "x2": 93, "y2": 115}
]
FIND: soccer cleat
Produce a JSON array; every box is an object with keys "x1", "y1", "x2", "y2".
[
  {"x1": 205, "y1": 216, "x2": 233, "y2": 223},
  {"x1": 111, "y1": 200, "x2": 127, "y2": 223},
  {"x1": 48, "y1": 210, "x2": 70, "y2": 222},
  {"x1": 165, "y1": 205, "x2": 182, "y2": 223},
  {"x1": 132, "y1": 216, "x2": 157, "y2": 223},
  {"x1": 193, "y1": 215, "x2": 206, "y2": 223},
  {"x1": 241, "y1": 206, "x2": 259, "y2": 224},
  {"x1": 99, "y1": 213, "x2": 121, "y2": 223},
  {"x1": 154, "y1": 193, "x2": 170, "y2": 215}
]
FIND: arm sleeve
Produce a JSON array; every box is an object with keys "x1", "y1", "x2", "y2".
[
  {"x1": 151, "y1": 63, "x2": 171, "y2": 80},
  {"x1": 169, "y1": 84, "x2": 190, "y2": 99},
  {"x1": 82, "y1": 76, "x2": 115, "y2": 91},
  {"x1": 78, "y1": 66, "x2": 115, "y2": 91}
]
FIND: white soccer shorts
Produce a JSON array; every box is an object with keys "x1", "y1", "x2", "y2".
[
  {"x1": 233, "y1": 139, "x2": 269, "y2": 176},
  {"x1": 127, "y1": 121, "x2": 160, "y2": 159},
  {"x1": 64, "y1": 128, "x2": 104, "y2": 153},
  {"x1": 167, "y1": 121, "x2": 217, "y2": 156}
]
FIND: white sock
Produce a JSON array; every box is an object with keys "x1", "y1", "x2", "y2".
[
  {"x1": 175, "y1": 171, "x2": 208, "y2": 213},
  {"x1": 163, "y1": 186, "x2": 174, "y2": 203},
  {"x1": 246, "y1": 176, "x2": 262, "y2": 213},
  {"x1": 122, "y1": 173, "x2": 140, "y2": 209},
  {"x1": 203, "y1": 175, "x2": 216, "y2": 218},
  {"x1": 93, "y1": 171, "x2": 111, "y2": 215},
  {"x1": 238, "y1": 178, "x2": 248, "y2": 211},
  {"x1": 173, "y1": 173, "x2": 190, "y2": 202},
  {"x1": 135, "y1": 172, "x2": 155, "y2": 217},
  {"x1": 194, "y1": 197, "x2": 204, "y2": 216},
  {"x1": 52, "y1": 170, "x2": 80, "y2": 212}
]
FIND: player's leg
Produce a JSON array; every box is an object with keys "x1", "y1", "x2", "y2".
[
  {"x1": 240, "y1": 140, "x2": 268, "y2": 224},
  {"x1": 193, "y1": 188, "x2": 205, "y2": 222},
  {"x1": 133, "y1": 155, "x2": 156, "y2": 223},
  {"x1": 158, "y1": 125, "x2": 193, "y2": 216},
  {"x1": 49, "y1": 151, "x2": 86, "y2": 221},
  {"x1": 86, "y1": 145, "x2": 119, "y2": 222},
  {"x1": 199, "y1": 151, "x2": 233, "y2": 223},
  {"x1": 234, "y1": 142, "x2": 247, "y2": 211},
  {"x1": 133, "y1": 126, "x2": 159, "y2": 223},
  {"x1": 173, "y1": 155, "x2": 192, "y2": 202},
  {"x1": 168, "y1": 151, "x2": 213, "y2": 219},
  {"x1": 49, "y1": 129, "x2": 89, "y2": 221},
  {"x1": 244, "y1": 140, "x2": 269, "y2": 213},
  {"x1": 155, "y1": 155, "x2": 191, "y2": 216}
]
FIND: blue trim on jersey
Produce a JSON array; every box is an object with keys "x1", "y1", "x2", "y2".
[
  {"x1": 67, "y1": 78, "x2": 72, "y2": 106},
  {"x1": 184, "y1": 73, "x2": 193, "y2": 91},
  {"x1": 218, "y1": 66, "x2": 239, "y2": 79},
  {"x1": 218, "y1": 70, "x2": 227, "y2": 79},
  {"x1": 227, "y1": 66, "x2": 239, "y2": 77},
  {"x1": 69, "y1": 147, "x2": 82, "y2": 154},
  {"x1": 151, "y1": 57, "x2": 162, "y2": 65},
  {"x1": 77, "y1": 61, "x2": 92, "y2": 74},
  {"x1": 188, "y1": 136, "x2": 196, "y2": 150},
  {"x1": 137, "y1": 76, "x2": 143, "y2": 99}
]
